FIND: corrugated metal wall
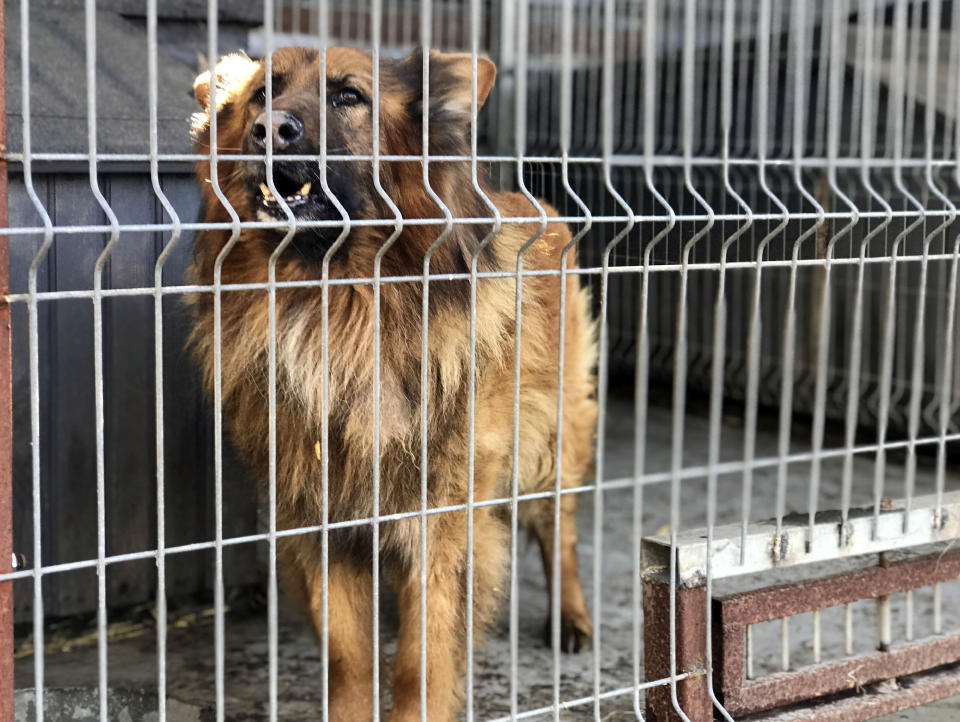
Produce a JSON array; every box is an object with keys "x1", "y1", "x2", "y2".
[{"x1": 9, "y1": 170, "x2": 260, "y2": 621}]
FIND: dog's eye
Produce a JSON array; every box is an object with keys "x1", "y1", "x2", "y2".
[
  {"x1": 331, "y1": 88, "x2": 363, "y2": 108},
  {"x1": 251, "y1": 76, "x2": 284, "y2": 106}
]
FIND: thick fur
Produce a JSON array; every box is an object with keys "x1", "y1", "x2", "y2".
[{"x1": 188, "y1": 47, "x2": 597, "y2": 721}]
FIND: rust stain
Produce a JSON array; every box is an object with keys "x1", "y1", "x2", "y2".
[{"x1": 713, "y1": 551, "x2": 960, "y2": 717}]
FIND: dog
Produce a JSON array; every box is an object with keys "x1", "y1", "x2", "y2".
[{"x1": 188, "y1": 46, "x2": 597, "y2": 721}]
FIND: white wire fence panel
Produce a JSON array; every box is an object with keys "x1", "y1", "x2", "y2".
[{"x1": 3, "y1": 0, "x2": 960, "y2": 721}]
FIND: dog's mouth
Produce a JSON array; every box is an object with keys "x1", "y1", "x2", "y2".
[
  {"x1": 259, "y1": 180, "x2": 313, "y2": 208},
  {"x1": 253, "y1": 165, "x2": 333, "y2": 221}
]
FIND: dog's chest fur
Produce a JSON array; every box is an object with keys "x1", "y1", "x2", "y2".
[{"x1": 194, "y1": 271, "x2": 508, "y2": 542}]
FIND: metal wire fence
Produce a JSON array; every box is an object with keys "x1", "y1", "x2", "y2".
[{"x1": 2, "y1": 0, "x2": 960, "y2": 720}]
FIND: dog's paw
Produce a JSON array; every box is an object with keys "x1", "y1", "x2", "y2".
[{"x1": 542, "y1": 608, "x2": 593, "y2": 653}]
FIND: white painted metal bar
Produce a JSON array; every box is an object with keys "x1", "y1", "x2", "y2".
[
  {"x1": 845, "y1": 603, "x2": 854, "y2": 655},
  {"x1": 812, "y1": 0, "x2": 859, "y2": 550},
  {"x1": 315, "y1": 5, "x2": 355, "y2": 721},
  {"x1": 813, "y1": 609, "x2": 822, "y2": 664},
  {"x1": 416, "y1": 4, "x2": 454, "y2": 720},
  {"x1": 643, "y1": 491, "x2": 960, "y2": 586},
  {"x1": 9, "y1": 151, "x2": 960, "y2": 167},
  {"x1": 205, "y1": 2, "x2": 244, "y2": 719},
  {"x1": 671, "y1": 2, "x2": 716, "y2": 720},
  {"x1": 741, "y1": 0, "x2": 790, "y2": 562},
  {"x1": 12, "y1": 247, "x2": 960, "y2": 306},
  {"x1": 877, "y1": 591, "x2": 892, "y2": 651},
  {"x1": 261, "y1": 2, "x2": 299, "y2": 718},
  {"x1": 147, "y1": 1, "x2": 183, "y2": 719},
  {"x1": 20, "y1": 0, "x2": 54, "y2": 717},
  {"x1": 704, "y1": 1, "x2": 751, "y2": 718},
  {"x1": 0, "y1": 431, "x2": 953, "y2": 572},
  {"x1": 873, "y1": 0, "x2": 927, "y2": 540},
  {"x1": 905, "y1": 0, "x2": 954, "y2": 538},
  {"x1": 507, "y1": 1, "x2": 551, "y2": 717},
  {"x1": 906, "y1": 589, "x2": 914, "y2": 642},
  {"x1": 934, "y1": 0, "x2": 960, "y2": 532},
  {"x1": 780, "y1": 616, "x2": 789, "y2": 672},
  {"x1": 84, "y1": 2, "x2": 122, "y2": 718},
  {"x1": 369, "y1": 2, "x2": 404, "y2": 717},
  {"x1": 934, "y1": 583, "x2": 943, "y2": 634},
  {"x1": 633, "y1": 1, "x2": 676, "y2": 713},
  {"x1": 492, "y1": 678, "x2": 690, "y2": 722},
  {"x1": 4, "y1": 206, "x2": 958, "y2": 241},
  {"x1": 841, "y1": 0, "x2": 893, "y2": 535},
  {"x1": 787, "y1": 0, "x2": 827, "y2": 548}
]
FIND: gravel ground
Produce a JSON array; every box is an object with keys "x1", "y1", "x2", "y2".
[{"x1": 14, "y1": 393, "x2": 960, "y2": 720}]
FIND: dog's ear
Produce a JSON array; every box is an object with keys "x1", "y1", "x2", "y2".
[
  {"x1": 403, "y1": 49, "x2": 496, "y2": 121},
  {"x1": 193, "y1": 52, "x2": 261, "y2": 113},
  {"x1": 430, "y1": 51, "x2": 496, "y2": 116}
]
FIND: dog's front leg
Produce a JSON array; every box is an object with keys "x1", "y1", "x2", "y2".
[
  {"x1": 305, "y1": 559, "x2": 376, "y2": 721},
  {"x1": 389, "y1": 516, "x2": 468, "y2": 722}
]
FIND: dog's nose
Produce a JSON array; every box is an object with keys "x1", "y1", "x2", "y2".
[{"x1": 251, "y1": 111, "x2": 305, "y2": 151}]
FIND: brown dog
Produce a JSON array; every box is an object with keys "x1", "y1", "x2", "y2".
[{"x1": 188, "y1": 47, "x2": 597, "y2": 721}]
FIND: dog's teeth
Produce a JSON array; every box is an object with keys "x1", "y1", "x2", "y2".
[
  {"x1": 299, "y1": 182, "x2": 311, "y2": 195},
  {"x1": 259, "y1": 183, "x2": 277, "y2": 202}
]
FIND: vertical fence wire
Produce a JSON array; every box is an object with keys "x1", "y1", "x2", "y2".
[
  {"x1": 788, "y1": 0, "x2": 826, "y2": 548},
  {"x1": 811, "y1": 0, "x2": 858, "y2": 552},
  {"x1": 704, "y1": 0, "x2": 751, "y2": 717},
  {"x1": 673, "y1": 3, "x2": 717, "y2": 718},
  {"x1": 147, "y1": 1, "x2": 184, "y2": 719},
  {"x1": 634, "y1": 0, "x2": 677, "y2": 714},
  {"x1": 416, "y1": 2, "x2": 454, "y2": 719},
  {"x1": 939, "y1": 0, "x2": 960, "y2": 530},
  {"x1": 506, "y1": 0, "x2": 551, "y2": 716},
  {"x1": 369, "y1": 4, "x2": 405, "y2": 716},
  {"x1": 315, "y1": 6, "x2": 356, "y2": 721},
  {"x1": 261, "y1": 0, "x2": 300, "y2": 716},
  {"x1": 554, "y1": 0, "x2": 595, "y2": 715},
  {"x1": 84, "y1": 1, "x2": 122, "y2": 717},
  {"x1": 466, "y1": 1, "x2": 501, "y2": 717},
  {"x1": 596, "y1": 0, "x2": 636, "y2": 715},
  {"x1": 842, "y1": 0, "x2": 891, "y2": 535},
  {"x1": 205, "y1": 2, "x2": 244, "y2": 719},
  {"x1": 19, "y1": 0, "x2": 55, "y2": 718},
  {"x1": 908, "y1": 0, "x2": 954, "y2": 536}
]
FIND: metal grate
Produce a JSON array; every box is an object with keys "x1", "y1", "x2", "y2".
[{"x1": 1, "y1": 0, "x2": 960, "y2": 721}]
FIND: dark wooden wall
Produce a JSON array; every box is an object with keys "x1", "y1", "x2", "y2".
[{"x1": 8, "y1": 169, "x2": 260, "y2": 621}]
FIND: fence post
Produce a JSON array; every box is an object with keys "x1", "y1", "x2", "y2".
[
  {"x1": 0, "y1": 0, "x2": 14, "y2": 718},
  {"x1": 643, "y1": 571, "x2": 712, "y2": 722}
]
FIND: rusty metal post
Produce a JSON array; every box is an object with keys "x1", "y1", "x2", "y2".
[
  {"x1": 643, "y1": 572, "x2": 711, "y2": 722},
  {"x1": 0, "y1": 0, "x2": 13, "y2": 719}
]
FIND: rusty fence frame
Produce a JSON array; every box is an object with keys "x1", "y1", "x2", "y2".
[
  {"x1": 643, "y1": 499, "x2": 960, "y2": 722},
  {"x1": 0, "y1": 0, "x2": 13, "y2": 719},
  {"x1": 713, "y1": 550, "x2": 960, "y2": 717}
]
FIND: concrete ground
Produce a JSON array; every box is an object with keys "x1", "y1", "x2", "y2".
[{"x1": 13, "y1": 394, "x2": 960, "y2": 720}]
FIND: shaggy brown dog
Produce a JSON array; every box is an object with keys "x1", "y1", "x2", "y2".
[{"x1": 189, "y1": 47, "x2": 597, "y2": 721}]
